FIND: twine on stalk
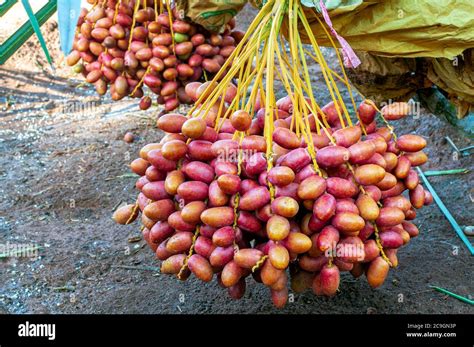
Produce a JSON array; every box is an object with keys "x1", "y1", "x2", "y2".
[
  {"x1": 231, "y1": 132, "x2": 245, "y2": 252},
  {"x1": 307, "y1": 12, "x2": 364, "y2": 134},
  {"x1": 142, "y1": 0, "x2": 149, "y2": 45},
  {"x1": 113, "y1": 0, "x2": 121, "y2": 24},
  {"x1": 273, "y1": 41, "x2": 326, "y2": 179},
  {"x1": 188, "y1": 11, "x2": 270, "y2": 129},
  {"x1": 301, "y1": 48, "x2": 366, "y2": 135},
  {"x1": 273, "y1": 51, "x2": 320, "y2": 175},
  {"x1": 252, "y1": 255, "x2": 268, "y2": 272},
  {"x1": 373, "y1": 224, "x2": 394, "y2": 267},
  {"x1": 273, "y1": 4, "x2": 335, "y2": 139},
  {"x1": 186, "y1": 3, "x2": 273, "y2": 121},
  {"x1": 125, "y1": 200, "x2": 140, "y2": 225},
  {"x1": 262, "y1": 1, "x2": 287, "y2": 201},
  {"x1": 213, "y1": 41, "x2": 268, "y2": 133},
  {"x1": 177, "y1": 226, "x2": 201, "y2": 280},
  {"x1": 363, "y1": 99, "x2": 398, "y2": 141},
  {"x1": 328, "y1": 255, "x2": 334, "y2": 267},
  {"x1": 165, "y1": 0, "x2": 175, "y2": 52},
  {"x1": 297, "y1": 6, "x2": 352, "y2": 128},
  {"x1": 127, "y1": 0, "x2": 141, "y2": 50},
  {"x1": 129, "y1": 66, "x2": 151, "y2": 97}
]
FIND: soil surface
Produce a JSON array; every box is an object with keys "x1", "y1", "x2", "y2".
[{"x1": 0, "y1": 5, "x2": 472, "y2": 314}]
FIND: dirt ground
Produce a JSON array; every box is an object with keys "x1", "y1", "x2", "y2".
[{"x1": 0, "y1": 6, "x2": 473, "y2": 314}]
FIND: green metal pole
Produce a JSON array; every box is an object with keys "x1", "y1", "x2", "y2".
[
  {"x1": 20, "y1": 0, "x2": 54, "y2": 69},
  {"x1": 417, "y1": 167, "x2": 474, "y2": 255},
  {"x1": 423, "y1": 169, "x2": 470, "y2": 176},
  {"x1": 430, "y1": 286, "x2": 474, "y2": 305},
  {"x1": 0, "y1": 0, "x2": 57, "y2": 65},
  {"x1": 0, "y1": 0, "x2": 17, "y2": 17}
]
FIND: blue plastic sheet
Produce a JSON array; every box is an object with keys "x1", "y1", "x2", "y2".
[{"x1": 57, "y1": 0, "x2": 81, "y2": 54}]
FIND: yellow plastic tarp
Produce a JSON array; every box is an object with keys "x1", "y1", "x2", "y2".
[
  {"x1": 427, "y1": 51, "x2": 474, "y2": 118},
  {"x1": 346, "y1": 49, "x2": 474, "y2": 118},
  {"x1": 297, "y1": 0, "x2": 474, "y2": 59}
]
